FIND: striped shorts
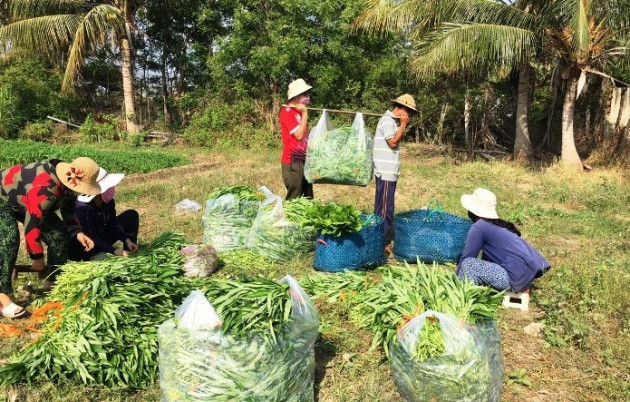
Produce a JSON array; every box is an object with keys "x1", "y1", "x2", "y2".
[{"x1": 457, "y1": 257, "x2": 510, "y2": 291}]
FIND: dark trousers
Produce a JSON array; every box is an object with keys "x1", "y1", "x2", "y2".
[
  {"x1": 281, "y1": 162, "x2": 313, "y2": 200},
  {"x1": 0, "y1": 202, "x2": 69, "y2": 294},
  {"x1": 69, "y1": 209, "x2": 139, "y2": 261},
  {"x1": 374, "y1": 176, "x2": 397, "y2": 247}
]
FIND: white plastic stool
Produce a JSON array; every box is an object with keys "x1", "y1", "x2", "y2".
[{"x1": 502, "y1": 289, "x2": 529, "y2": 311}]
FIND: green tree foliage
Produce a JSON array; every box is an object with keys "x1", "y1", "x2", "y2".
[
  {"x1": 0, "y1": 53, "x2": 77, "y2": 138},
  {"x1": 206, "y1": 0, "x2": 408, "y2": 113}
]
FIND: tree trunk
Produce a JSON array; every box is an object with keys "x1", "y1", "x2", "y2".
[
  {"x1": 464, "y1": 90, "x2": 471, "y2": 148},
  {"x1": 561, "y1": 77, "x2": 583, "y2": 170},
  {"x1": 161, "y1": 47, "x2": 172, "y2": 125},
  {"x1": 121, "y1": 37, "x2": 140, "y2": 134},
  {"x1": 436, "y1": 95, "x2": 449, "y2": 144},
  {"x1": 270, "y1": 80, "x2": 280, "y2": 133},
  {"x1": 514, "y1": 63, "x2": 533, "y2": 162}
]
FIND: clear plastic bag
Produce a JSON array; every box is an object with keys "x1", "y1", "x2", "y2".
[
  {"x1": 390, "y1": 310, "x2": 503, "y2": 402},
  {"x1": 248, "y1": 190, "x2": 316, "y2": 262},
  {"x1": 202, "y1": 194, "x2": 260, "y2": 252},
  {"x1": 180, "y1": 245, "x2": 219, "y2": 278},
  {"x1": 304, "y1": 111, "x2": 373, "y2": 186},
  {"x1": 175, "y1": 199, "x2": 202, "y2": 213},
  {"x1": 158, "y1": 275, "x2": 319, "y2": 402}
]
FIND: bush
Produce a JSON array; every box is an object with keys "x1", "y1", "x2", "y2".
[
  {"x1": 0, "y1": 52, "x2": 79, "y2": 138},
  {"x1": 182, "y1": 99, "x2": 277, "y2": 149},
  {"x1": 20, "y1": 121, "x2": 54, "y2": 142},
  {"x1": 79, "y1": 114, "x2": 126, "y2": 142}
]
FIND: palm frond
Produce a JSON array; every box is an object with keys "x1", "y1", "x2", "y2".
[
  {"x1": 62, "y1": 4, "x2": 124, "y2": 91},
  {"x1": 9, "y1": 0, "x2": 86, "y2": 19},
  {"x1": 354, "y1": 0, "x2": 539, "y2": 38},
  {"x1": 411, "y1": 23, "x2": 537, "y2": 79},
  {"x1": 571, "y1": 0, "x2": 591, "y2": 54},
  {"x1": 0, "y1": 14, "x2": 81, "y2": 56}
]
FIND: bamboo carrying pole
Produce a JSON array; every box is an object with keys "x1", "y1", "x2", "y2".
[{"x1": 306, "y1": 107, "x2": 383, "y2": 117}]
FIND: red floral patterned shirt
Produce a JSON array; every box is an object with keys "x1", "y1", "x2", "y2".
[{"x1": 0, "y1": 160, "x2": 82, "y2": 260}]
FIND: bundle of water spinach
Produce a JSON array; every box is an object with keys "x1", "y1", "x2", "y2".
[
  {"x1": 203, "y1": 186, "x2": 263, "y2": 252},
  {"x1": 159, "y1": 276, "x2": 319, "y2": 401}
]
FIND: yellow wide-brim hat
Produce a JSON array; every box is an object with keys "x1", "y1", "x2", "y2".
[{"x1": 55, "y1": 157, "x2": 102, "y2": 195}]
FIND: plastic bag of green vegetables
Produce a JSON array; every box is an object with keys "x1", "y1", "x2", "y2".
[
  {"x1": 390, "y1": 310, "x2": 503, "y2": 402},
  {"x1": 304, "y1": 111, "x2": 373, "y2": 186},
  {"x1": 202, "y1": 186, "x2": 263, "y2": 252},
  {"x1": 158, "y1": 276, "x2": 319, "y2": 402},
  {"x1": 248, "y1": 195, "x2": 317, "y2": 262}
]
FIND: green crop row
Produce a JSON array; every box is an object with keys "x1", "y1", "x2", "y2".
[{"x1": 0, "y1": 139, "x2": 189, "y2": 174}]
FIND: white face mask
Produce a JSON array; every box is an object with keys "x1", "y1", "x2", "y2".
[{"x1": 299, "y1": 95, "x2": 311, "y2": 105}]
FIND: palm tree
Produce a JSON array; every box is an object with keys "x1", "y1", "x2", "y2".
[
  {"x1": 355, "y1": 1, "x2": 539, "y2": 161},
  {"x1": 0, "y1": 0, "x2": 141, "y2": 133},
  {"x1": 356, "y1": 0, "x2": 630, "y2": 170}
]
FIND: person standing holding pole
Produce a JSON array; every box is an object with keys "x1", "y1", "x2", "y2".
[
  {"x1": 279, "y1": 79, "x2": 314, "y2": 200},
  {"x1": 373, "y1": 94, "x2": 417, "y2": 256}
]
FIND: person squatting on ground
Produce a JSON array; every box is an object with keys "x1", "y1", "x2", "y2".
[
  {"x1": 373, "y1": 94, "x2": 417, "y2": 256},
  {"x1": 68, "y1": 168, "x2": 139, "y2": 261},
  {"x1": 457, "y1": 188, "x2": 551, "y2": 292},
  {"x1": 0, "y1": 157, "x2": 100, "y2": 318},
  {"x1": 279, "y1": 78, "x2": 314, "y2": 200}
]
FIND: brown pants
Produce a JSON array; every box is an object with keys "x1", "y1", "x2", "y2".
[{"x1": 281, "y1": 162, "x2": 313, "y2": 200}]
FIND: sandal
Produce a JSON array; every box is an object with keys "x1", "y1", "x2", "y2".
[{"x1": 1, "y1": 302, "x2": 26, "y2": 319}]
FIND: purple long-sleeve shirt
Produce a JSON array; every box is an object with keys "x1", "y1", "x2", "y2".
[{"x1": 459, "y1": 219, "x2": 550, "y2": 292}]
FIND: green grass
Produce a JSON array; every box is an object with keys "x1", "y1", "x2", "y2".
[
  {"x1": 0, "y1": 139, "x2": 190, "y2": 173},
  {"x1": 2, "y1": 144, "x2": 629, "y2": 401}
]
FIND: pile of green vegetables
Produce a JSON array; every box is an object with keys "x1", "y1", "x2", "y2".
[
  {"x1": 304, "y1": 262, "x2": 502, "y2": 356},
  {"x1": 159, "y1": 277, "x2": 318, "y2": 401},
  {"x1": 304, "y1": 126, "x2": 373, "y2": 186},
  {"x1": 208, "y1": 185, "x2": 264, "y2": 202},
  {"x1": 203, "y1": 186, "x2": 262, "y2": 252},
  {"x1": 303, "y1": 262, "x2": 504, "y2": 401},
  {"x1": 0, "y1": 232, "x2": 190, "y2": 387},
  {"x1": 0, "y1": 232, "x2": 317, "y2": 392},
  {"x1": 296, "y1": 202, "x2": 364, "y2": 237}
]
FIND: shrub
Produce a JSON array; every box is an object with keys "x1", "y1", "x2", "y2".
[
  {"x1": 79, "y1": 114, "x2": 127, "y2": 142},
  {"x1": 20, "y1": 121, "x2": 54, "y2": 142}
]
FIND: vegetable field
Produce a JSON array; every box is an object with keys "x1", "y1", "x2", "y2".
[
  {"x1": 0, "y1": 139, "x2": 189, "y2": 174},
  {"x1": 1, "y1": 145, "x2": 629, "y2": 402}
]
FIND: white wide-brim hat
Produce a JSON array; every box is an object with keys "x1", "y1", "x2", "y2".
[
  {"x1": 77, "y1": 168, "x2": 125, "y2": 202},
  {"x1": 460, "y1": 188, "x2": 499, "y2": 219},
  {"x1": 287, "y1": 78, "x2": 312, "y2": 100}
]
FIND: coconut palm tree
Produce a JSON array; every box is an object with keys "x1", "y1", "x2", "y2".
[
  {"x1": 356, "y1": 0, "x2": 630, "y2": 169},
  {"x1": 0, "y1": 0, "x2": 141, "y2": 133}
]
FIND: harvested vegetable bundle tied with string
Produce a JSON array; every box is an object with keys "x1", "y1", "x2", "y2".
[
  {"x1": 159, "y1": 276, "x2": 319, "y2": 401},
  {"x1": 304, "y1": 111, "x2": 373, "y2": 186}
]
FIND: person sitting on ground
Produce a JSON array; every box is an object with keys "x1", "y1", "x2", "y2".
[
  {"x1": 457, "y1": 188, "x2": 550, "y2": 293},
  {"x1": 0, "y1": 157, "x2": 100, "y2": 318},
  {"x1": 68, "y1": 168, "x2": 139, "y2": 261}
]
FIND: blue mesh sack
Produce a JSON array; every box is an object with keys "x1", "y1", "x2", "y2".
[
  {"x1": 313, "y1": 214, "x2": 386, "y2": 272},
  {"x1": 394, "y1": 202, "x2": 471, "y2": 264}
]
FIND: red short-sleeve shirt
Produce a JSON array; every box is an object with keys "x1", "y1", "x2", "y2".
[{"x1": 279, "y1": 107, "x2": 308, "y2": 164}]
